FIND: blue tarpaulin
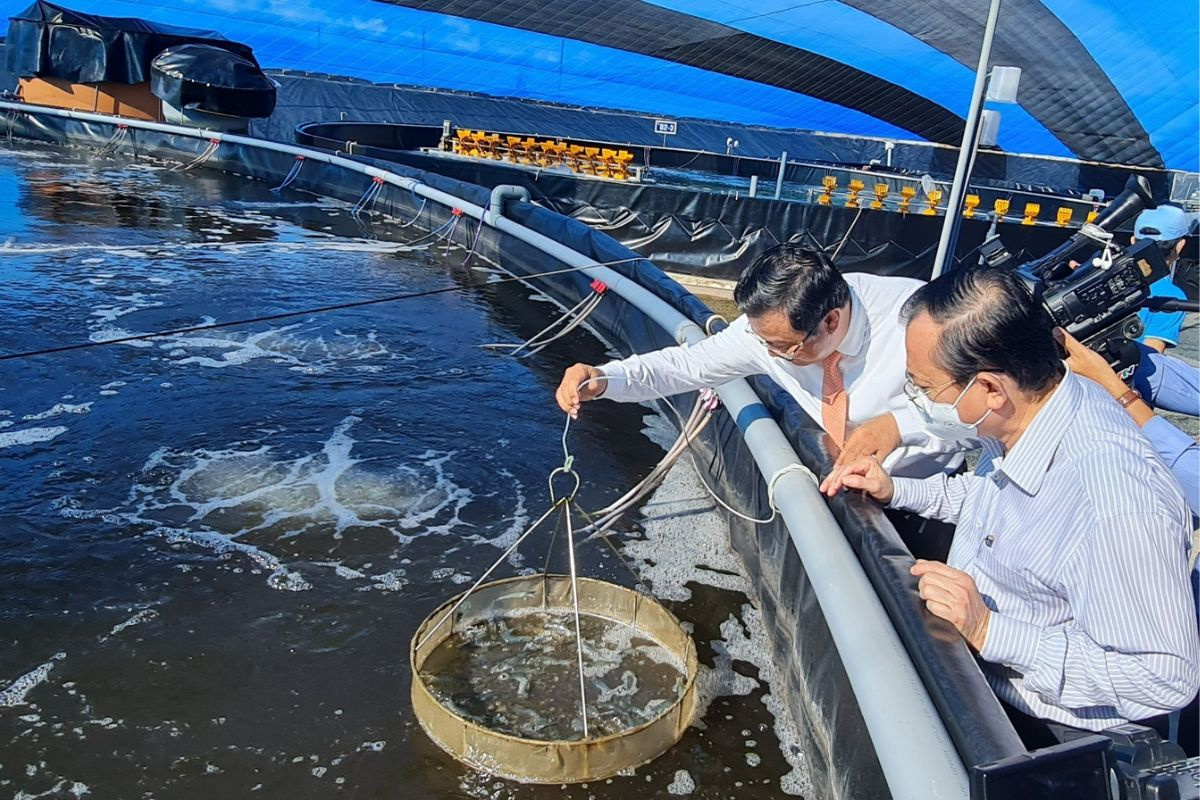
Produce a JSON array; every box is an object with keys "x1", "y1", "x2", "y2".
[{"x1": 2, "y1": 0, "x2": 1195, "y2": 170}]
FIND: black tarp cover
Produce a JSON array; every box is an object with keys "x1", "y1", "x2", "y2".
[
  {"x1": 263, "y1": 72, "x2": 1178, "y2": 199},
  {"x1": 150, "y1": 44, "x2": 276, "y2": 119},
  {"x1": 5, "y1": 1, "x2": 257, "y2": 84}
]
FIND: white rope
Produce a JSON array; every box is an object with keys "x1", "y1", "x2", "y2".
[
  {"x1": 481, "y1": 288, "x2": 606, "y2": 358},
  {"x1": 350, "y1": 177, "x2": 384, "y2": 217},
  {"x1": 171, "y1": 138, "x2": 220, "y2": 172},
  {"x1": 97, "y1": 124, "x2": 128, "y2": 156},
  {"x1": 270, "y1": 155, "x2": 305, "y2": 192},
  {"x1": 563, "y1": 499, "x2": 590, "y2": 738},
  {"x1": 567, "y1": 376, "x2": 803, "y2": 535}
]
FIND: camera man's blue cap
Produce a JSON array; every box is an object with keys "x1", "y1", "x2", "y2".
[{"x1": 1134, "y1": 205, "x2": 1197, "y2": 241}]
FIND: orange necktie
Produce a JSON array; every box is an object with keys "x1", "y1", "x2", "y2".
[{"x1": 821, "y1": 351, "x2": 848, "y2": 448}]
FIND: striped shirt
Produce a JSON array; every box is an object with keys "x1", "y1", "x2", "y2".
[{"x1": 890, "y1": 370, "x2": 1200, "y2": 730}]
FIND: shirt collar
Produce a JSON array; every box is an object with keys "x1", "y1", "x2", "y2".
[
  {"x1": 991, "y1": 368, "x2": 1078, "y2": 495},
  {"x1": 835, "y1": 286, "x2": 868, "y2": 359}
]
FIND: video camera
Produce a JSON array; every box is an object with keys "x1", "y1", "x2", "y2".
[{"x1": 977, "y1": 176, "x2": 1171, "y2": 373}]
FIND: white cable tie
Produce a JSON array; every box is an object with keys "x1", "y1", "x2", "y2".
[{"x1": 766, "y1": 462, "x2": 818, "y2": 512}]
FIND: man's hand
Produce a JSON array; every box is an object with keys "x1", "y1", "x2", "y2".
[
  {"x1": 819, "y1": 455, "x2": 894, "y2": 503},
  {"x1": 1053, "y1": 327, "x2": 1127, "y2": 396},
  {"x1": 555, "y1": 363, "x2": 607, "y2": 418},
  {"x1": 835, "y1": 413, "x2": 902, "y2": 466},
  {"x1": 911, "y1": 560, "x2": 991, "y2": 652}
]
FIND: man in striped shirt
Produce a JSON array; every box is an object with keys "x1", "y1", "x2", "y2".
[{"x1": 822, "y1": 267, "x2": 1199, "y2": 743}]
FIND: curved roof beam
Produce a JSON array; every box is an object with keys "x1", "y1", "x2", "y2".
[
  {"x1": 377, "y1": 0, "x2": 968, "y2": 145},
  {"x1": 840, "y1": 0, "x2": 1163, "y2": 167}
]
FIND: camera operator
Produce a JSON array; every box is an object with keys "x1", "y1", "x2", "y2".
[
  {"x1": 1132, "y1": 205, "x2": 1195, "y2": 353},
  {"x1": 820, "y1": 267, "x2": 1199, "y2": 749}
]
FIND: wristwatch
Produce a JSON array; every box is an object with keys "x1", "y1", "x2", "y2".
[{"x1": 1115, "y1": 388, "x2": 1142, "y2": 408}]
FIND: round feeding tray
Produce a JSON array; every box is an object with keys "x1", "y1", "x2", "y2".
[{"x1": 410, "y1": 574, "x2": 698, "y2": 783}]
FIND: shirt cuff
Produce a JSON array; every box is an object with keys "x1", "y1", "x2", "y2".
[
  {"x1": 597, "y1": 361, "x2": 627, "y2": 401},
  {"x1": 980, "y1": 613, "x2": 1043, "y2": 673},
  {"x1": 1143, "y1": 415, "x2": 1194, "y2": 464},
  {"x1": 891, "y1": 407, "x2": 925, "y2": 445},
  {"x1": 888, "y1": 477, "x2": 928, "y2": 513}
]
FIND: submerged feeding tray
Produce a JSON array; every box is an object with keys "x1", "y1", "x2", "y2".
[{"x1": 411, "y1": 574, "x2": 698, "y2": 783}]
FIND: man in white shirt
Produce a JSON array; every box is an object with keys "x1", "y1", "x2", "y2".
[{"x1": 554, "y1": 243, "x2": 959, "y2": 478}]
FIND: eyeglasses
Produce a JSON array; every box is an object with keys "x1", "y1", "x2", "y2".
[
  {"x1": 903, "y1": 375, "x2": 958, "y2": 403},
  {"x1": 750, "y1": 325, "x2": 820, "y2": 361}
]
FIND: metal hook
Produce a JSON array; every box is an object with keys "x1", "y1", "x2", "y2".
[{"x1": 547, "y1": 465, "x2": 580, "y2": 503}]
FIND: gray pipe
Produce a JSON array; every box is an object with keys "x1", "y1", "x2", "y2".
[
  {"x1": 485, "y1": 185, "x2": 531, "y2": 226},
  {"x1": 3, "y1": 100, "x2": 969, "y2": 797},
  {"x1": 774, "y1": 150, "x2": 787, "y2": 199}
]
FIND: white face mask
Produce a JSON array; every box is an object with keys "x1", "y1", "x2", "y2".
[{"x1": 907, "y1": 374, "x2": 992, "y2": 441}]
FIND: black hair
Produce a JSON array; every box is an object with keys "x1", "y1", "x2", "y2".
[
  {"x1": 901, "y1": 267, "x2": 1063, "y2": 392},
  {"x1": 732, "y1": 244, "x2": 850, "y2": 334}
]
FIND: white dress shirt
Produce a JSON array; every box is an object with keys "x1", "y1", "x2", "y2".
[
  {"x1": 891, "y1": 370, "x2": 1200, "y2": 729},
  {"x1": 599, "y1": 272, "x2": 961, "y2": 478}
]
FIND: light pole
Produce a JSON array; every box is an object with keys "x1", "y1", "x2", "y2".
[{"x1": 930, "y1": 0, "x2": 1020, "y2": 278}]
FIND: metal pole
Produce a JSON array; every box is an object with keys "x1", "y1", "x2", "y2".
[
  {"x1": 749, "y1": 174, "x2": 759, "y2": 198},
  {"x1": 774, "y1": 151, "x2": 787, "y2": 199},
  {"x1": 563, "y1": 503, "x2": 590, "y2": 738},
  {"x1": 931, "y1": 0, "x2": 1003, "y2": 278}
]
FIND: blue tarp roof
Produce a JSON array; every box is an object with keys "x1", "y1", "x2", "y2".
[{"x1": 3, "y1": 0, "x2": 1196, "y2": 171}]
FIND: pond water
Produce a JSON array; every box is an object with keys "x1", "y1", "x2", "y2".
[{"x1": 0, "y1": 142, "x2": 806, "y2": 799}]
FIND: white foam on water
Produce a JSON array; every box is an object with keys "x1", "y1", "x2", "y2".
[
  {"x1": 161, "y1": 326, "x2": 398, "y2": 374},
  {"x1": 107, "y1": 609, "x2": 158, "y2": 637},
  {"x1": 89, "y1": 293, "x2": 162, "y2": 325},
  {"x1": 0, "y1": 427, "x2": 68, "y2": 449},
  {"x1": 13, "y1": 779, "x2": 90, "y2": 800},
  {"x1": 614, "y1": 410, "x2": 809, "y2": 795},
  {"x1": 88, "y1": 327, "x2": 154, "y2": 348},
  {"x1": 224, "y1": 198, "x2": 343, "y2": 211},
  {"x1": 667, "y1": 770, "x2": 696, "y2": 795},
  {"x1": 0, "y1": 653, "x2": 66, "y2": 707},
  {"x1": 62, "y1": 416, "x2": 479, "y2": 590},
  {"x1": 0, "y1": 230, "x2": 416, "y2": 260},
  {"x1": 21, "y1": 402, "x2": 92, "y2": 421}
]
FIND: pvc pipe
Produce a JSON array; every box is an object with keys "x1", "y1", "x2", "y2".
[
  {"x1": 3, "y1": 102, "x2": 969, "y2": 798},
  {"x1": 774, "y1": 150, "x2": 787, "y2": 199},
  {"x1": 485, "y1": 185, "x2": 530, "y2": 227},
  {"x1": 714, "y1": 379, "x2": 969, "y2": 800}
]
